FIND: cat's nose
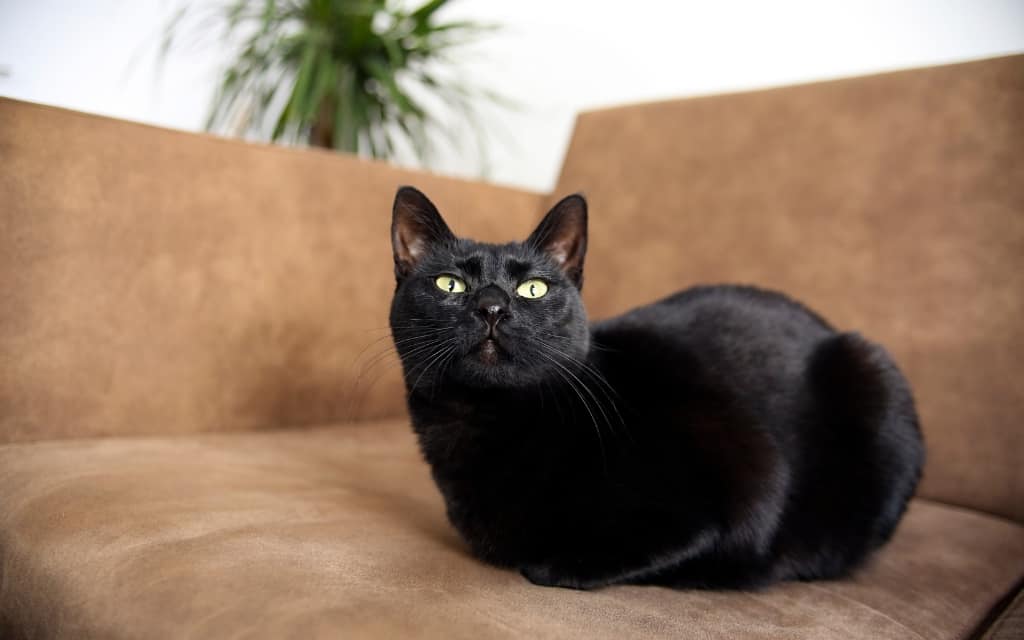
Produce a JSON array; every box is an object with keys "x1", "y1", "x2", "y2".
[{"x1": 475, "y1": 285, "x2": 509, "y2": 328}]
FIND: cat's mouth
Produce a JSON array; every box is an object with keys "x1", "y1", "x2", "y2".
[{"x1": 477, "y1": 337, "x2": 503, "y2": 364}]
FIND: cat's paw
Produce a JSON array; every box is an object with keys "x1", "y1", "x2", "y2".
[{"x1": 519, "y1": 564, "x2": 595, "y2": 590}]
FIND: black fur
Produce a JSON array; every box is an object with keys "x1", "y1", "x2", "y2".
[{"x1": 388, "y1": 186, "x2": 924, "y2": 590}]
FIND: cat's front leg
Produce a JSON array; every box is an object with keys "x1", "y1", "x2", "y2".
[
  {"x1": 520, "y1": 562, "x2": 598, "y2": 590},
  {"x1": 518, "y1": 552, "x2": 683, "y2": 590},
  {"x1": 519, "y1": 529, "x2": 717, "y2": 590}
]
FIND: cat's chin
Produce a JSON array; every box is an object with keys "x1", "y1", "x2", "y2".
[
  {"x1": 451, "y1": 363, "x2": 516, "y2": 388},
  {"x1": 450, "y1": 348, "x2": 541, "y2": 390}
]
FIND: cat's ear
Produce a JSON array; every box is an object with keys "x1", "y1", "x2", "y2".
[
  {"x1": 392, "y1": 186, "x2": 456, "y2": 280},
  {"x1": 526, "y1": 194, "x2": 588, "y2": 288}
]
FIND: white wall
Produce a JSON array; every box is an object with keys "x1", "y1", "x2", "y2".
[{"x1": 2, "y1": 0, "x2": 1022, "y2": 192}]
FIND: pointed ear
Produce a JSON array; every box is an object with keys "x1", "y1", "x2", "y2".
[
  {"x1": 392, "y1": 186, "x2": 456, "y2": 280},
  {"x1": 526, "y1": 194, "x2": 588, "y2": 288}
]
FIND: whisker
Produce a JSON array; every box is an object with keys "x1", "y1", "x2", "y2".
[
  {"x1": 357, "y1": 331, "x2": 453, "y2": 372},
  {"x1": 409, "y1": 341, "x2": 459, "y2": 395},
  {"x1": 359, "y1": 321, "x2": 448, "y2": 334},
  {"x1": 347, "y1": 331, "x2": 456, "y2": 418},
  {"x1": 431, "y1": 345, "x2": 461, "y2": 402},
  {"x1": 535, "y1": 350, "x2": 609, "y2": 474},
  {"x1": 535, "y1": 342, "x2": 620, "y2": 437},
  {"x1": 352, "y1": 326, "x2": 453, "y2": 371},
  {"x1": 534, "y1": 338, "x2": 625, "y2": 407},
  {"x1": 534, "y1": 339, "x2": 633, "y2": 446}
]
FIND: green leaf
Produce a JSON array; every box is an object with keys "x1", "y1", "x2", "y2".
[
  {"x1": 160, "y1": 0, "x2": 509, "y2": 168},
  {"x1": 333, "y1": 65, "x2": 357, "y2": 152},
  {"x1": 410, "y1": 0, "x2": 449, "y2": 30}
]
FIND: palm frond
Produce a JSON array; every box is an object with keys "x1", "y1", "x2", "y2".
[{"x1": 161, "y1": 0, "x2": 503, "y2": 168}]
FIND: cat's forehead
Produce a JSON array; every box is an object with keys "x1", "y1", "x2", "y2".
[
  {"x1": 454, "y1": 239, "x2": 528, "y2": 260},
  {"x1": 445, "y1": 239, "x2": 554, "y2": 279}
]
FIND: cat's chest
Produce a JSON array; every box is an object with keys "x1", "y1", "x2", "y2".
[{"x1": 418, "y1": 411, "x2": 589, "y2": 489}]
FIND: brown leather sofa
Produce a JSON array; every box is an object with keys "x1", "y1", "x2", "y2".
[{"x1": 2, "y1": 55, "x2": 1022, "y2": 639}]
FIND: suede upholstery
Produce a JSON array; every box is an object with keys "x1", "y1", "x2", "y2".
[
  {"x1": 1, "y1": 422, "x2": 1022, "y2": 640},
  {"x1": 554, "y1": 55, "x2": 1024, "y2": 523},
  {"x1": 1, "y1": 55, "x2": 1023, "y2": 638},
  {"x1": 982, "y1": 590, "x2": 1024, "y2": 640},
  {"x1": 0, "y1": 100, "x2": 544, "y2": 443}
]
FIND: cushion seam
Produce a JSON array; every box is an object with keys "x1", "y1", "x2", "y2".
[{"x1": 803, "y1": 583, "x2": 928, "y2": 640}]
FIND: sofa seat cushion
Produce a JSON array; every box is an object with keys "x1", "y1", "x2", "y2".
[{"x1": 1, "y1": 421, "x2": 1022, "y2": 640}]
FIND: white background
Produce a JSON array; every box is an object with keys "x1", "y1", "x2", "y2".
[{"x1": 2, "y1": 0, "x2": 1022, "y2": 192}]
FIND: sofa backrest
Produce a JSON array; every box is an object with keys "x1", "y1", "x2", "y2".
[
  {"x1": 4, "y1": 56, "x2": 1021, "y2": 522},
  {"x1": 0, "y1": 99, "x2": 545, "y2": 444},
  {"x1": 553, "y1": 55, "x2": 1024, "y2": 522}
]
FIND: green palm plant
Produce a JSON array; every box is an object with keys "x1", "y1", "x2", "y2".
[{"x1": 162, "y1": 0, "x2": 500, "y2": 165}]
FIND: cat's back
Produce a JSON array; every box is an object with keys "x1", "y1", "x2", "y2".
[
  {"x1": 591, "y1": 285, "x2": 837, "y2": 403},
  {"x1": 594, "y1": 284, "x2": 834, "y2": 349}
]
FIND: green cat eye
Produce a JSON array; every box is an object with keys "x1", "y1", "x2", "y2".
[
  {"x1": 435, "y1": 275, "x2": 467, "y2": 294},
  {"x1": 516, "y1": 279, "x2": 548, "y2": 299}
]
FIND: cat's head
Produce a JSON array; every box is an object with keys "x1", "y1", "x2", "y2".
[{"x1": 389, "y1": 186, "x2": 590, "y2": 391}]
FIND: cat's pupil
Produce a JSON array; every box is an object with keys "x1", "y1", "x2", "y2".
[
  {"x1": 530, "y1": 283, "x2": 536, "y2": 296},
  {"x1": 448, "y1": 279, "x2": 454, "y2": 292}
]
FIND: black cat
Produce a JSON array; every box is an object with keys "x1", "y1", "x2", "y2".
[{"x1": 388, "y1": 186, "x2": 924, "y2": 590}]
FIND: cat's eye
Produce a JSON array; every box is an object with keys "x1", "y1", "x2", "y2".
[
  {"x1": 516, "y1": 279, "x2": 548, "y2": 299},
  {"x1": 435, "y1": 275, "x2": 467, "y2": 294}
]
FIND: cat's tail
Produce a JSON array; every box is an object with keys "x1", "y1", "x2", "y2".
[{"x1": 807, "y1": 332, "x2": 925, "y2": 550}]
